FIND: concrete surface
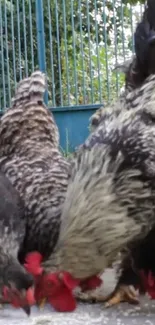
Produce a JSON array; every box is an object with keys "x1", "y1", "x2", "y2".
[{"x1": 0, "y1": 269, "x2": 155, "y2": 325}]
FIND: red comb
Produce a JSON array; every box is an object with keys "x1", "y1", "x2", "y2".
[
  {"x1": 24, "y1": 252, "x2": 43, "y2": 276},
  {"x1": 34, "y1": 271, "x2": 103, "y2": 312},
  {"x1": 34, "y1": 271, "x2": 78, "y2": 312},
  {"x1": 24, "y1": 251, "x2": 103, "y2": 312}
]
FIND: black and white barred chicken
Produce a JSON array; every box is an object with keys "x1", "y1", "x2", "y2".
[
  {"x1": 0, "y1": 71, "x2": 70, "y2": 260},
  {"x1": 30, "y1": 0, "x2": 155, "y2": 310},
  {"x1": 39, "y1": 67, "x2": 155, "y2": 311},
  {"x1": 38, "y1": 0, "x2": 155, "y2": 304},
  {"x1": 0, "y1": 71, "x2": 72, "y2": 311}
]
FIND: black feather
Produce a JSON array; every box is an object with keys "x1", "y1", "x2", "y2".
[{"x1": 134, "y1": 0, "x2": 155, "y2": 73}]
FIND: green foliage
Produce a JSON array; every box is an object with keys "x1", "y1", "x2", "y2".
[
  {"x1": 122, "y1": 0, "x2": 145, "y2": 4},
  {"x1": 0, "y1": 0, "x2": 38, "y2": 108},
  {"x1": 0, "y1": 0, "x2": 143, "y2": 109}
]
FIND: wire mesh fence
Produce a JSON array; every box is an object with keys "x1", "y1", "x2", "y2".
[{"x1": 0, "y1": 0, "x2": 144, "y2": 111}]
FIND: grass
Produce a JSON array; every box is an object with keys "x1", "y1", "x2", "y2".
[{"x1": 59, "y1": 128, "x2": 73, "y2": 158}]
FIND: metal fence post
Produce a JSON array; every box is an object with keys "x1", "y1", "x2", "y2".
[{"x1": 35, "y1": 0, "x2": 48, "y2": 104}]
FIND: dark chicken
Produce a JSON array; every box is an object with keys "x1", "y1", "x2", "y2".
[{"x1": 0, "y1": 172, "x2": 34, "y2": 314}]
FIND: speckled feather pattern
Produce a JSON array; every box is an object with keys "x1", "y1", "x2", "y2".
[
  {"x1": 90, "y1": 72, "x2": 155, "y2": 131},
  {"x1": 43, "y1": 76, "x2": 155, "y2": 278},
  {"x1": 0, "y1": 71, "x2": 70, "y2": 261},
  {"x1": 89, "y1": 57, "x2": 135, "y2": 132},
  {"x1": 102, "y1": 0, "x2": 155, "y2": 290}
]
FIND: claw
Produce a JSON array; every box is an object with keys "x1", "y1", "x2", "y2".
[
  {"x1": 76, "y1": 285, "x2": 139, "y2": 308},
  {"x1": 104, "y1": 285, "x2": 139, "y2": 308}
]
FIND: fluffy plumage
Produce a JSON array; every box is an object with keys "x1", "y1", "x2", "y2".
[
  {"x1": 40, "y1": 6, "x2": 155, "y2": 294},
  {"x1": 0, "y1": 171, "x2": 34, "y2": 314},
  {"x1": 41, "y1": 86, "x2": 155, "y2": 286},
  {"x1": 86, "y1": 0, "x2": 155, "y2": 306}
]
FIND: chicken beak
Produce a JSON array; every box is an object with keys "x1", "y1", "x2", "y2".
[
  {"x1": 38, "y1": 298, "x2": 46, "y2": 310},
  {"x1": 22, "y1": 305, "x2": 31, "y2": 316}
]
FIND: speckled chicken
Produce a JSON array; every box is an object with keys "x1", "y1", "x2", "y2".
[
  {"x1": 0, "y1": 171, "x2": 34, "y2": 314},
  {"x1": 26, "y1": 3, "x2": 155, "y2": 306},
  {"x1": 0, "y1": 71, "x2": 70, "y2": 273},
  {"x1": 39, "y1": 71, "x2": 155, "y2": 309}
]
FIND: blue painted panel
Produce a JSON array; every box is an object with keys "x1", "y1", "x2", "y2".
[{"x1": 50, "y1": 105, "x2": 102, "y2": 152}]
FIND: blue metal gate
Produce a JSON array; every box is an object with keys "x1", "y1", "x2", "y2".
[{"x1": 0, "y1": 0, "x2": 143, "y2": 150}]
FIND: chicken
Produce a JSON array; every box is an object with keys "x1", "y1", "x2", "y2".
[
  {"x1": 0, "y1": 171, "x2": 34, "y2": 314},
  {"x1": 81, "y1": 0, "x2": 155, "y2": 307},
  {"x1": 0, "y1": 71, "x2": 70, "y2": 259},
  {"x1": 38, "y1": 1, "x2": 155, "y2": 299},
  {"x1": 29, "y1": 65, "x2": 155, "y2": 310},
  {"x1": 16, "y1": 3, "x2": 155, "y2": 303},
  {"x1": 0, "y1": 71, "x2": 72, "y2": 311}
]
